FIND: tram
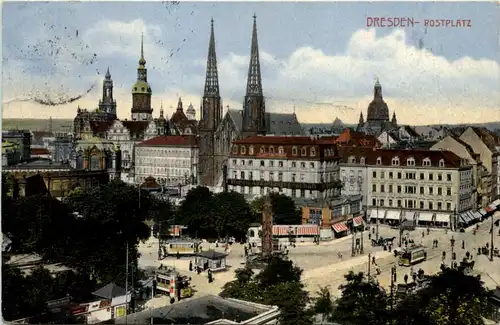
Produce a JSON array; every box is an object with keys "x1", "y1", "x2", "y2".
[{"x1": 398, "y1": 245, "x2": 427, "y2": 266}]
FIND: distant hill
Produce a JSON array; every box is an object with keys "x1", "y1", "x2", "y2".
[{"x1": 2, "y1": 118, "x2": 500, "y2": 133}]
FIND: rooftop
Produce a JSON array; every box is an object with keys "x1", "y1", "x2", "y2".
[
  {"x1": 233, "y1": 135, "x2": 334, "y2": 145},
  {"x1": 138, "y1": 135, "x2": 198, "y2": 147}
]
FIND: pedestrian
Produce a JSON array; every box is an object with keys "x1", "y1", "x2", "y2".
[
  {"x1": 372, "y1": 256, "x2": 376, "y2": 265},
  {"x1": 368, "y1": 233, "x2": 372, "y2": 240},
  {"x1": 189, "y1": 260, "x2": 193, "y2": 272},
  {"x1": 466, "y1": 251, "x2": 470, "y2": 259},
  {"x1": 376, "y1": 267, "x2": 381, "y2": 275},
  {"x1": 197, "y1": 266, "x2": 201, "y2": 275},
  {"x1": 462, "y1": 240, "x2": 465, "y2": 249},
  {"x1": 176, "y1": 251, "x2": 180, "y2": 260},
  {"x1": 435, "y1": 239, "x2": 438, "y2": 247},
  {"x1": 208, "y1": 269, "x2": 213, "y2": 283},
  {"x1": 404, "y1": 274, "x2": 408, "y2": 284},
  {"x1": 422, "y1": 231, "x2": 425, "y2": 238}
]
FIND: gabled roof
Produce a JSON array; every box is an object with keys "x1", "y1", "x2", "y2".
[
  {"x1": 92, "y1": 283, "x2": 126, "y2": 300},
  {"x1": 224, "y1": 109, "x2": 304, "y2": 136},
  {"x1": 469, "y1": 127, "x2": 500, "y2": 151},
  {"x1": 401, "y1": 125, "x2": 420, "y2": 138}
]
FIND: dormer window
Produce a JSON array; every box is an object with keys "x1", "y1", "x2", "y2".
[
  {"x1": 240, "y1": 146, "x2": 246, "y2": 154},
  {"x1": 260, "y1": 146, "x2": 265, "y2": 154},
  {"x1": 278, "y1": 146, "x2": 284, "y2": 154},
  {"x1": 349, "y1": 156, "x2": 356, "y2": 164},
  {"x1": 392, "y1": 157, "x2": 400, "y2": 166},
  {"x1": 292, "y1": 146, "x2": 298, "y2": 155},
  {"x1": 423, "y1": 158, "x2": 431, "y2": 167},
  {"x1": 269, "y1": 146, "x2": 275, "y2": 154},
  {"x1": 249, "y1": 146, "x2": 254, "y2": 155},
  {"x1": 232, "y1": 145, "x2": 238, "y2": 154},
  {"x1": 407, "y1": 158, "x2": 415, "y2": 166},
  {"x1": 439, "y1": 159, "x2": 445, "y2": 167},
  {"x1": 360, "y1": 157, "x2": 365, "y2": 164},
  {"x1": 310, "y1": 147, "x2": 316, "y2": 156},
  {"x1": 376, "y1": 157, "x2": 382, "y2": 165},
  {"x1": 301, "y1": 147, "x2": 307, "y2": 156}
]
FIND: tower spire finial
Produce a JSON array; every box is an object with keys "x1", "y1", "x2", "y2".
[
  {"x1": 246, "y1": 14, "x2": 263, "y2": 96},
  {"x1": 203, "y1": 18, "x2": 220, "y2": 97},
  {"x1": 141, "y1": 33, "x2": 144, "y2": 59}
]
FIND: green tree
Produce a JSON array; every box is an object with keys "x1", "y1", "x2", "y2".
[
  {"x1": 250, "y1": 193, "x2": 302, "y2": 225},
  {"x1": 312, "y1": 286, "x2": 335, "y2": 320},
  {"x1": 176, "y1": 186, "x2": 216, "y2": 238},
  {"x1": 331, "y1": 271, "x2": 389, "y2": 325},
  {"x1": 213, "y1": 191, "x2": 253, "y2": 240}
]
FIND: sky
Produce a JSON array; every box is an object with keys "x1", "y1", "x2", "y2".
[{"x1": 2, "y1": 1, "x2": 499, "y2": 125}]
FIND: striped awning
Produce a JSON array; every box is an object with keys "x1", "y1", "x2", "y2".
[
  {"x1": 419, "y1": 212, "x2": 434, "y2": 222},
  {"x1": 467, "y1": 211, "x2": 476, "y2": 220},
  {"x1": 486, "y1": 203, "x2": 498, "y2": 212},
  {"x1": 352, "y1": 216, "x2": 364, "y2": 227},
  {"x1": 472, "y1": 211, "x2": 482, "y2": 220},
  {"x1": 273, "y1": 225, "x2": 292, "y2": 236},
  {"x1": 332, "y1": 222, "x2": 348, "y2": 233},
  {"x1": 459, "y1": 212, "x2": 471, "y2": 224},
  {"x1": 296, "y1": 225, "x2": 319, "y2": 236},
  {"x1": 479, "y1": 208, "x2": 487, "y2": 216}
]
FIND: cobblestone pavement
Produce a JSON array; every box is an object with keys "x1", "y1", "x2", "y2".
[{"x1": 138, "y1": 211, "x2": 500, "y2": 303}]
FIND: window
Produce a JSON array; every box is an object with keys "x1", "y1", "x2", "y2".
[
  {"x1": 269, "y1": 172, "x2": 274, "y2": 181},
  {"x1": 429, "y1": 173, "x2": 433, "y2": 181},
  {"x1": 240, "y1": 146, "x2": 246, "y2": 154},
  {"x1": 372, "y1": 198, "x2": 376, "y2": 206},
  {"x1": 232, "y1": 171, "x2": 237, "y2": 179},
  {"x1": 301, "y1": 147, "x2": 307, "y2": 156},
  {"x1": 420, "y1": 173, "x2": 424, "y2": 180},
  {"x1": 278, "y1": 161, "x2": 284, "y2": 167},
  {"x1": 310, "y1": 162, "x2": 315, "y2": 168},
  {"x1": 376, "y1": 157, "x2": 382, "y2": 165},
  {"x1": 232, "y1": 159, "x2": 237, "y2": 165},
  {"x1": 260, "y1": 160, "x2": 265, "y2": 167},
  {"x1": 381, "y1": 172, "x2": 385, "y2": 179},
  {"x1": 260, "y1": 147, "x2": 265, "y2": 154},
  {"x1": 438, "y1": 173, "x2": 442, "y2": 181},
  {"x1": 446, "y1": 202, "x2": 451, "y2": 210},
  {"x1": 397, "y1": 200, "x2": 402, "y2": 207},
  {"x1": 447, "y1": 187, "x2": 451, "y2": 196},
  {"x1": 439, "y1": 159, "x2": 445, "y2": 167},
  {"x1": 278, "y1": 146, "x2": 284, "y2": 154},
  {"x1": 381, "y1": 185, "x2": 385, "y2": 193},
  {"x1": 437, "y1": 187, "x2": 442, "y2": 195},
  {"x1": 389, "y1": 172, "x2": 393, "y2": 179},
  {"x1": 232, "y1": 146, "x2": 238, "y2": 154},
  {"x1": 249, "y1": 171, "x2": 253, "y2": 180},
  {"x1": 310, "y1": 147, "x2": 316, "y2": 156},
  {"x1": 391, "y1": 157, "x2": 400, "y2": 166},
  {"x1": 423, "y1": 158, "x2": 431, "y2": 166},
  {"x1": 360, "y1": 157, "x2": 365, "y2": 164},
  {"x1": 372, "y1": 184, "x2": 377, "y2": 192},
  {"x1": 447, "y1": 174, "x2": 451, "y2": 181},
  {"x1": 407, "y1": 158, "x2": 415, "y2": 166},
  {"x1": 291, "y1": 189, "x2": 296, "y2": 197},
  {"x1": 397, "y1": 185, "x2": 402, "y2": 193},
  {"x1": 301, "y1": 162, "x2": 306, "y2": 168},
  {"x1": 249, "y1": 146, "x2": 254, "y2": 155},
  {"x1": 240, "y1": 171, "x2": 245, "y2": 179},
  {"x1": 380, "y1": 199, "x2": 385, "y2": 207},
  {"x1": 292, "y1": 173, "x2": 296, "y2": 182},
  {"x1": 260, "y1": 172, "x2": 264, "y2": 181},
  {"x1": 350, "y1": 156, "x2": 356, "y2": 163},
  {"x1": 292, "y1": 147, "x2": 298, "y2": 155},
  {"x1": 397, "y1": 172, "x2": 402, "y2": 179},
  {"x1": 270, "y1": 161, "x2": 274, "y2": 167},
  {"x1": 241, "y1": 160, "x2": 245, "y2": 166},
  {"x1": 373, "y1": 171, "x2": 377, "y2": 178},
  {"x1": 260, "y1": 187, "x2": 265, "y2": 195},
  {"x1": 437, "y1": 202, "x2": 442, "y2": 210},
  {"x1": 278, "y1": 172, "x2": 283, "y2": 181},
  {"x1": 388, "y1": 199, "x2": 393, "y2": 207},
  {"x1": 269, "y1": 146, "x2": 275, "y2": 154},
  {"x1": 420, "y1": 187, "x2": 424, "y2": 194},
  {"x1": 408, "y1": 200, "x2": 414, "y2": 208},
  {"x1": 292, "y1": 162, "x2": 296, "y2": 168},
  {"x1": 300, "y1": 189, "x2": 305, "y2": 197},
  {"x1": 429, "y1": 202, "x2": 434, "y2": 210},
  {"x1": 429, "y1": 187, "x2": 433, "y2": 194},
  {"x1": 248, "y1": 160, "x2": 253, "y2": 166},
  {"x1": 420, "y1": 201, "x2": 424, "y2": 209},
  {"x1": 389, "y1": 184, "x2": 393, "y2": 193}
]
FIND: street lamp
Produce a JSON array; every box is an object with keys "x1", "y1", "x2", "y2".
[{"x1": 450, "y1": 236, "x2": 456, "y2": 267}]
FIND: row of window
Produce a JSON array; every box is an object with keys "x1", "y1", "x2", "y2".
[
  {"x1": 136, "y1": 167, "x2": 192, "y2": 176},
  {"x1": 372, "y1": 184, "x2": 453, "y2": 196},
  {"x1": 372, "y1": 198, "x2": 453, "y2": 211},
  {"x1": 373, "y1": 170, "x2": 452, "y2": 182},
  {"x1": 137, "y1": 159, "x2": 192, "y2": 168},
  {"x1": 233, "y1": 145, "x2": 318, "y2": 157},
  {"x1": 231, "y1": 159, "x2": 317, "y2": 169}
]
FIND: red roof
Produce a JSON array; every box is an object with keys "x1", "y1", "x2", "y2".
[
  {"x1": 138, "y1": 135, "x2": 198, "y2": 147},
  {"x1": 337, "y1": 146, "x2": 464, "y2": 168},
  {"x1": 233, "y1": 136, "x2": 334, "y2": 145},
  {"x1": 335, "y1": 128, "x2": 381, "y2": 147},
  {"x1": 31, "y1": 148, "x2": 51, "y2": 155}
]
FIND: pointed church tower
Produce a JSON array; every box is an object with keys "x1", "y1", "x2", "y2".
[
  {"x1": 131, "y1": 34, "x2": 153, "y2": 121},
  {"x1": 391, "y1": 111, "x2": 398, "y2": 126},
  {"x1": 358, "y1": 111, "x2": 364, "y2": 125},
  {"x1": 99, "y1": 67, "x2": 117, "y2": 118},
  {"x1": 199, "y1": 18, "x2": 223, "y2": 187},
  {"x1": 242, "y1": 14, "x2": 266, "y2": 137}
]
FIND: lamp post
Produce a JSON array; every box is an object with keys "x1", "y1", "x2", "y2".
[
  {"x1": 450, "y1": 236, "x2": 456, "y2": 268},
  {"x1": 490, "y1": 214, "x2": 495, "y2": 262},
  {"x1": 390, "y1": 265, "x2": 397, "y2": 315}
]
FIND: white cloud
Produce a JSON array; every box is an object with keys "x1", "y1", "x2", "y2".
[{"x1": 3, "y1": 26, "x2": 499, "y2": 125}]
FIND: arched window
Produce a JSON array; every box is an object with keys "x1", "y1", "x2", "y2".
[
  {"x1": 376, "y1": 157, "x2": 382, "y2": 165},
  {"x1": 423, "y1": 158, "x2": 431, "y2": 167},
  {"x1": 269, "y1": 146, "x2": 275, "y2": 154},
  {"x1": 249, "y1": 146, "x2": 254, "y2": 155},
  {"x1": 310, "y1": 147, "x2": 316, "y2": 156},
  {"x1": 301, "y1": 147, "x2": 307, "y2": 156},
  {"x1": 260, "y1": 146, "x2": 265, "y2": 154},
  {"x1": 278, "y1": 146, "x2": 284, "y2": 154},
  {"x1": 439, "y1": 159, "x2": 445, "y2": 167},
  {"x1": 292, "y1": 146, "x2": 298, "y2": 155},
  {"x1": 391, "y1": 157, "x2": 400, "y2": 166},
  {"x1": 90, "y1": 155, "x2": 100, "y2": 170},
  {"x1": 232, "y1": 145, "x2": 238, "y2": 154},
  {"x1": 240, "y1": 146, "x2": 246, "y2": 154}
]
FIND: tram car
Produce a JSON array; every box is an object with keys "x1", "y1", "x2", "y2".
[
  {"x1": 155, "y1": 268, "x2": 193, "y2": 303},
  {"x1": 398, "y1": 245, "x2": 427, "y2": 266},
  {"x1": 164, "y1": 239, "x2": 201, "y2": 257},
  {"x1": 247, "y1": 224, "x2": 320, "y2": 247}
]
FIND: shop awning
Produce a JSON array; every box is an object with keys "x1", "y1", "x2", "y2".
[
  {"x1": 479, "y1": 209, "x2": 487, "y2": 216},
  {"x1": 459, "y1": 212, "x2": 471, "y2": 224},
  {"x1": 492, "y1": 199, "x2": 500, "y2": 207},
  {"x1": 486, "y1": 203, "x2": 497, "y2": 212},
  {"x1": 467, "y1": 211, "x2": 476, "y2": 220},
  {"x1": 332, "y1": 222, "x2": 348, "y2": 233},
  {"x1": 403, "y1": 211, "x2": 417, "y2": 221},
  {"x1": 435, "y1": 213, "x2": 451, "y2": 223},
  {"x1": 296, "y1": 225, "x2": 319, "y2": 236},
  {"x1": 370, "y1": 209, "x2": 386, "y2": 219},
  {"x1": 418, "y1": 212, "x2": 434, "y2": 222},
  {"x1": 273, "y1": 225, "x2": 292, "y2": 236},
  {"x1": 353, "y1": 216, "x2": 364, "y2": 227},
  {"x1": 386, "y1": 210, "x2": 401, "y2": 220},
  {"x1": 366, "y1": 209, "x2": 373, "y2": 218},
  {"x1": 472, "y1": 211, "x2": 482, "y2": 220}
]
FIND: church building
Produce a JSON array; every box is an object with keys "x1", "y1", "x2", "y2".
[{"x1": 198, "y1": 16, "x2": 304, "y2": 187}]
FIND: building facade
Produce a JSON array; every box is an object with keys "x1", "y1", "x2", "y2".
[
  {"x1": 337, "y1": 147, "x2": 474, "y2": 225},
  {"x1": 226, "y1": 136, "x2": 341, "y2": 200},
  {"x1": 134, "y1": 135, "x2": 198, "y2": 186},
  {"x1": 2, "y1": 130, "x2": 31, "y2": 161}
]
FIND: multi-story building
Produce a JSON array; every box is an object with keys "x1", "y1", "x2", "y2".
[
  {"x1": 54, "y1": 132, "x2": 75, "y2": 163},
  {"x1": 2, "y1": 130, "x2": 31, "y2": 161},
  {"x1": 226, "y1": 136, "x2": 342, "y2": 200},
  {"x1": 338, "y1": 147, "x2": 474, "y2": 228},
  {"x1": 134, "y1": 135, "x2": 198, "y2": 186}
]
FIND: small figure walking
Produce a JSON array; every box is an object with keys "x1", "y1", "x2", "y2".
[
  {"x1": 208, "y1": 269, "x2": 213, "y2": 283},
  {"x1": 189, "y1": 260, "x2": 193, "y2": 272},
  {"x1": 372, "y1": 256, "x2": 376, "y2": 265},
  {"x1": 462, "y1": 240, "x2": 465, "y2": 250}
]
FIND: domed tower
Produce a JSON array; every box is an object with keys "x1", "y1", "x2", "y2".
[
  {"x1": 131, "y1": 34, "x2": 153, "y2": 121},
  {"x1": 366, "y1": 79, "x2": 389, "y2": 122}
]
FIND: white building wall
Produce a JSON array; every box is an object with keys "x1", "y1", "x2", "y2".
[{"x1": 339, "y1": 165, "x2": 369, "y2": 207}]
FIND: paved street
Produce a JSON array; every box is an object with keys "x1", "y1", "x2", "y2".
[{"x1": 138, "y1": 211, "x2": 500, "y2": 305}]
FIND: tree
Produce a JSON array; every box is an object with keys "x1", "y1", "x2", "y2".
[
  {"x1": 331, "y1": 271, "x2": 389, "y2": 325},
  {"x1": 394, "y1": 267, "x2": 491, "y2": 325},
  {"x1": 176, "y1": 186, "x2": 216, "y2": 238},
  {"x1": 250, "y1": 193, "x2": 302, "y2": 225},
  {"x1": 213, "y1": 191, "x2": 253, "y2": 240},
  {"x1": 312, "y1": 286, "x2": 335, "y2": 321}
]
